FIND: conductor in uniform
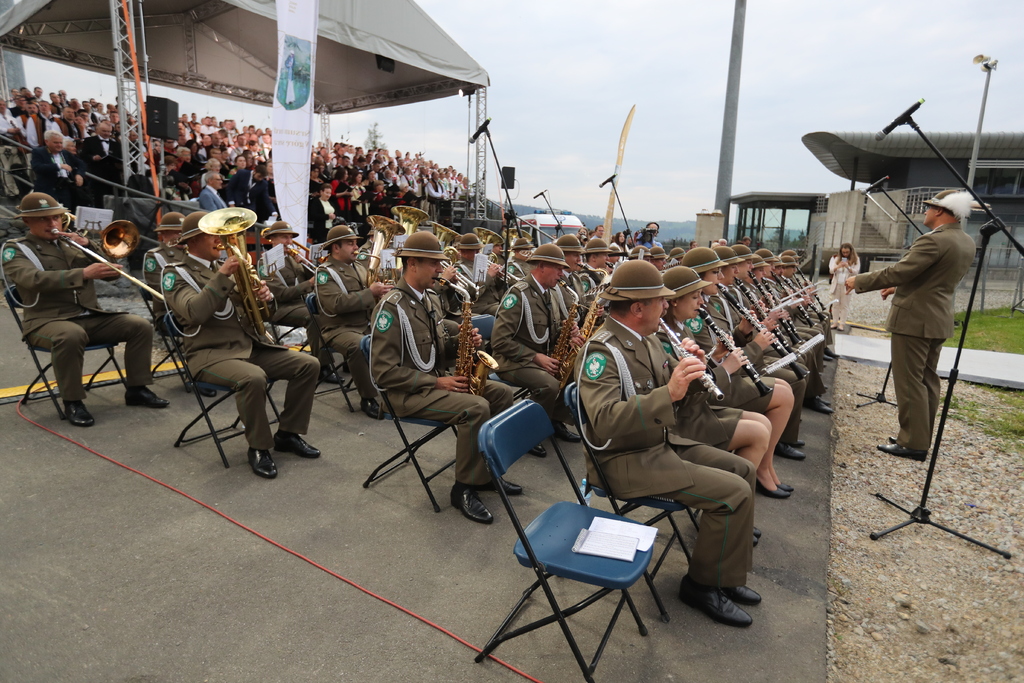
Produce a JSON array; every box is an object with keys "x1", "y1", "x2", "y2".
[
  {"x1": 163, "y1": 211, "x2": 321, "y2": 479},
  {"x1": 848, "y1": 189, "x2": 977, "y2": 460},
  {"x1": 313, "y1": 225, "x2": 392, "y2": 419},
  {"x1": 2, "y1": 192, "x2": 168, "y2": 426},
  {"x1": 369, "y1": 231, "x2": 517, "y2": 524},
  {"x1": 575, "y1": 260, "x2": 759, "y2": 627}
]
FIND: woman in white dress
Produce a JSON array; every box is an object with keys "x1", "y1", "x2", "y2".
[{"x1": 828, "y1": 242, "x2": 860, "y2": 331}]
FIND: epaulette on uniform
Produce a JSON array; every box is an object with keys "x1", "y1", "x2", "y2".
[
  {"x1": 592, "y1": 329, "x2": 612, "y2": 343},
  {"x1": 510, "y1": 279, "x2": 529, "y2": 293},
  {"x1": 381, "y1": 289, "x2": 404, "y2": 305}
]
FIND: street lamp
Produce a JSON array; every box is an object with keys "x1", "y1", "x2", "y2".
[{"x1": 965, "y1": 55, "x2": 998, "y2": 199}]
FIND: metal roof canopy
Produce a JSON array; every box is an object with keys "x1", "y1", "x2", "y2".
[
  {"x1": 802, "y1": 131, "x2": 1024, "y2": 184},
  {"x1": 0, "y1": 0, "x2": 489, "y2": 113},
  {"x1": 730, "y1": 191, "x2": 821, "y2": 208}
]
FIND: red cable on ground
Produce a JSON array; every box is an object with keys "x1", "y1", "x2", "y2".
[{"x1": 16, "y1": 399, "x2": 544, "y2": 683}]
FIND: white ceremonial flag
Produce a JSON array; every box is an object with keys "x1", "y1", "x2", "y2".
[{"x1": 273, "y1": 0, "x2": 320, "y2": 244}]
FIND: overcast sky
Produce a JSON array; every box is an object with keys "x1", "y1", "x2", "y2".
[{"x1": 18, "y1": 0, "x2": 1024, "y2": 223}]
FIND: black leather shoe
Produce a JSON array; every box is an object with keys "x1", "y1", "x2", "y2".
[
  {"x1": 777, "y1": 482, "x2": 794, "y2": 493},
  {"x1": 877, "y1": 443, "x2": 927, "y2": 462},
  {"x1": 470, "y1": 478, "x2": 524, "y2": 496},
  {"x1": 888, "y1": 436, "x2": 898, "y2": 445},
  {"x1": 775, "y1": 442, "x2": 806, "y2": 460},
  {"x1": 791, "y1": 439, "x2": 806, "y2": 448},
  {"x1": 823, "y1": 349, "x2": 837, "y2": 361},
  {"x1": 63, "y1": 400, "x2": 94, "y2": 427},
  {"x1": 752, "y1": 527, "x2": 762, "y2": 539},
  {"x1": 274, "y1": 431, "x2": 321, "y2": 458},
  {"x1": 678, "y1": 575, "x2": 752, "y2": 627},
  {"x1": 756, "y1": 480, "x2": 792, "y2": 499},
  {"x1": 124, "y1": 386, "x2": 169, "y2": 408},
  {"x1": 319, "y1": 370, "x2": 342, "y2": 385},
  {"x1": 451, "y1": 485, "x2": 493, "y2": 524},
  {"x1": 805, "y1": 397, "x2": 834, "y2": 414},
  {"x1": 247, "y1": 449, "x2": 278, "y2": 479},
  {"x1": 722, "y1": 585, "x2": 762, "y2": 606},
  {"x1": 196, "y1": 384, "x2": 218, "y2": 398},
  {"x1": 360, "y1": 397, "x2": 381, "y2": 419},
  {"x1": 528, "y1": 444, "x2": 547, "y2": 457},
  {"x1": 553, "y1": 421, "x2": 581, "y2": 442}
]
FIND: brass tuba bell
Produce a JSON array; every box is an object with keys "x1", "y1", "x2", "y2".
[{"x1": 391, "y1": 206, "x2": 429, "y2": 236}]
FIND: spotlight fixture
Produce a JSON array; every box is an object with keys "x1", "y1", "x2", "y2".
[{"x1": 375, "y1": 54, "x2": 395, "y2": 73}]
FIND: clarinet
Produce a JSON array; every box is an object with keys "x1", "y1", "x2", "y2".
[
  {"x1": 717, "y1": 287, "x2": 807, "y2": 380},
  {"x1": 698, "y1": 306, "x2": 772, "y2": 396},
  {"x1": 773, "y1": 275, "x2": 817, "y2": 326},
  {"x1": 792, "y1": 268, "x2": 830, "y2": 315},
  {"x1": 783, "y1": 273, "x2": 829, "y2": 322},
  {"x1": 658, "y1": 321, "x2": 725, "y2": 401},
  {"x1": 734, "y1": 279, "x2": 770, "y2": 320},
  {"x1": 752, "y1": 277, "x2": 805, "y2": 346}
]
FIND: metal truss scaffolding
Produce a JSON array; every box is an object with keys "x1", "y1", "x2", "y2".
[
  {"x1": 473, "y1": 86, "x2": 487, "y2": 219},
  {"x1": 109, "y1": 0, "x2": 147, "y2": 180}
]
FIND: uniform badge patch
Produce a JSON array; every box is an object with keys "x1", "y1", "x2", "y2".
[
  {"x1": 144, "y1": 256, "x2": 157, "y2": 272},
  {"x1": 316, "y1": 270, "x2": 329, "y2": 285},
  {"x1": 257, "y1": 263, "x2": 267, "y2": 278},
  {"x1": 2, "y1": 246, "x2": 15, "y2": 263},
  {"x1": 162, "y1": 272, "x2": 176, "y2": 291},
  {"x1": 584, "y1": 352, "x2": 607, "y2": 380},
  {"x1": 375, "y1": 309, "x2": 394, "y2": 332},
  {"x1": 582, "y1": 279, "x2": 591, "y2": 292},
  {"x1": 685, "y1": 317, "x2": 703, "y2": 335},
  {"x1": 501, "y1": 292, "x2": 518, "y2": 310},
  {"x1": 713, "y1": 301, "x2": 723, "y2": 313},
  {"x1": 662, "y1": 342, "x2": 673, "y2": 356}
]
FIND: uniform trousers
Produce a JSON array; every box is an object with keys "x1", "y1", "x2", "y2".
[
  {"x1": 497, "y1": 365, "x2": 573, "y2": 424},
  {"x1": 323, "y1": 328, "x2": 376, "y2": 399},
  {"x1": 28, "y1": 313, "x2": 154, "y2": 401},
  {"x1": 397, "y1": 382, "x2": 514, "y2": 486},
  {"x1": 666, "y1": 444, "x2": 755, "y2": 587},
  {"x1": 270, "y1": 302, "x2": 324, "y2": 363},
  {"x1": 196, "y1": 347, "x2": 319, "y2": 451},
  {"x1": 891, "y1": 333, "x2": 944, "y2": 451}
]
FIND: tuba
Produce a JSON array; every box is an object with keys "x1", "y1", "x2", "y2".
[
  {"x1": 198, "y1": 207, "x2": 274, "y2": 342},
  {"x1": 392, "y1": 205, "x2": 429, "y2": 235},
  {"x1": 53, "y1": 215, "x2": 164, "y2": 300},
  {"x1": 365, "y1": 215, "x2": 405, "y2": 285}
]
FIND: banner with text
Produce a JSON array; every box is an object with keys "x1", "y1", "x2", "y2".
[{"x1": 273, "y1": 0, "x2": 320, "y2": 242}]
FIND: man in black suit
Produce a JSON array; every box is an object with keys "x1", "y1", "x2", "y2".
[
  {"x1": 226, "y1": 163, "x2": 274, "y2": 221},
  {"x1": 80, "y1": 121, "x2": 122, "y2": 207},
  {"x1": 31, "y1": 130, "x2": 85, "y2": 211}
]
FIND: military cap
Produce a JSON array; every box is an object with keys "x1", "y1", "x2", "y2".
[
  {"x1": 398, "y1": 231, "x2": 446, "y2": 260},
  {"x1": 649, "y1": 246, "x2": 667, "y2": 259},
  {"x1": 730, "y1": 244, "x2": 756, "y2": 260},
  {"x1": 668, "y1": 246, "x2": 685, "y2": 260},
  {"x1": 755, "y1": 248, "x2": 780, "y2": 264},
  {"x1": 16, "y1": 192, "x2": 68, "y2": 218},
  {"x1": 262, "y1": 221, "x2": 300, "y2": 238},
  {"x1": 322, "y1": 224, "x2": 360, "y2": 249},
  {"x1": 527, "y1": 243, "x2": 568, "y2": 267},
  {"x1": 602, "y1": 260, "x2": 674, "y2": 301},
  {"x1": 628, "y1": 245, "x2": 650, "y2": 260},
  {"x1": 155, "y1": 212, "x2": 186, "y2": 232},
  {"x1": 663, "y1": 266, "x2": 716, "y2": 299},
  {"x1": 681, "y1": 246, "x2": 723, "y2": 273},
  {"x1": 511, "y1": 237, "x2": 535, "y2": 250},
  {"x1": 584, "y1": 238, "x2": 611, "y2": 254},
  {"x1": 555, "y1": 235, "x2": 584, "y2": 253},
  {"x1": 779, "y1": 255, "x2": 798, "y2": 267},
  {"x1": 713, "y1": 245, "x2": 744, "y2": 265},
  {"x1": 179, "y1": 211, "x2": 209, "y2": 242},
  {"x1": 780, "y1": 249, "x2": 798, "y2": 258},
  {"x1": 456, "y1": 232, "x2": 483, "y2": 250}
]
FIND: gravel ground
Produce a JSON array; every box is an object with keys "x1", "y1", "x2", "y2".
[{"x1": 827, "y1": 337, "x2": 1024, "y2": 682}]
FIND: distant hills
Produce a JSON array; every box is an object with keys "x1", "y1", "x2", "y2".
[{"x1": 511, "y1": 204, "x2": 697, "y2": 241}]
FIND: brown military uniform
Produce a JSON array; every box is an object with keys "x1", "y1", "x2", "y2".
[
  {"x1": 262, "y1": 253, "x2": 313, "y2": 326},
  {"x1": 162, "y1": 254, "x2": 319, "y2": 450},
  {"x1": 575, "y1": 316, "x2": 755, "y2": 588},
  {"x1": 369, "y1": 278, "x2": 514, "y2": 485},
  {"x1": 491, "y1": 274, "x2": 573, "y2": 424},
  {"x1": 142, "y1": 242, "x2": 182, "y2": 318},
  {"x1": 313, "y1": 256, "x2": 378, "y2": 400},
  {"x1": 2, "y1": 232, "x2": 155, "y2": 401}
]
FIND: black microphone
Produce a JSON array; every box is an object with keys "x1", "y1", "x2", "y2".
[
  {"x1": 469, "y1": 117, "x2": 491, "y2": 143},
  {"x1": 861, "y1": 175, "x2": 890, "y2": 194},
  {"x1": 533, "y1": 190, "x2": 546, "y2": 199},
  {"x1": 875, "y1": 99, "x2": 924, "y2": 141},
  {"x1": 599, "y1": 174, "x2": 617, "y2": 188}
]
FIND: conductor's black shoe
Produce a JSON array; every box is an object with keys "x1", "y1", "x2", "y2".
[
  {"x1": 125, "y1": 386, "x2": 169, "y2": 408},
  {"x1": 753, "y1": 527, "x2": 762, "y2": 539},
  {"x1": 752, "y1": 533, "x2": 759, "y2": 548},
  {"x1": 805, "y1": 397, "x2": 834, "y2": 414},
  {"x1": 247, "y1": 449, "x2": 278, "y2": 479},
  {"x1": 678, "y1": 575, "x2": 752, "y2": 627},
  {"x1": 451, "y1": 484, "x2": 493, "y2": 524},
  {"x1": 64, "y1": 400, "x2": 94, "y2": 427},
  {"x1": 553, "y1": 422, "x2": 581, "y2": 442},
  {"x1": 777, "y1": 482, "x2": 794, "y2": 493},
  {"x1": 774, "y1": 442, "x2": 806, "y2": 460},
  {"x1": 877, "y1": 443, "x2": 927, "y2": 462},
  {"x1": 723, "y1": 585, "x2": 762, "y2": 606},
  {"x1": 471, "y1": 478, "x2": 524, "y2": 496},
  {"x1": 274, "y1": 431, "x2": 321, "y2": 458},
  {"x1": 528, "y1": 444, "x2": 547, "y2": 457},
  {"x1": 360, "y1": 397, "x2": 381, "y2": 419},
  {"x1": 791, "y1": 439, "x2": 806, "y2": 447},
  {"x1": 888, "y1": 436, "x2": 898, "y2": 444},
  {"x1": 756, "y1": 481, "x2": 792, "y2": 499}
]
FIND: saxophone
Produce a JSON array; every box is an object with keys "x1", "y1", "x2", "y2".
[
  {"x1": 551, "y1": 301, "x2": 580, "y2": 389},
  {"x1": 454, "y1": 302, "x2": 499, "y2": 396},
  {"x1": 557, "y1": 285, "x2": 607, "y2": 388}
]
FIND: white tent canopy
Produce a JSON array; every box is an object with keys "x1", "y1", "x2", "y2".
[{"x1": 0, "y1": 0, "x2": 488, "y2": 113}]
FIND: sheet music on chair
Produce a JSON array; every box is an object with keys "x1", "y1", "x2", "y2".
[{"x1": 261, "y1": 244, "x2": 286, "y2": 276}]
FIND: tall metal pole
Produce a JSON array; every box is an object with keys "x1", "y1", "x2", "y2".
[
  {"x1": 713, "y1": 0, "x2": 747, "y2": 235},
  {"x1": 965, "y1": 60, "x2": 995, "y2": 199}
]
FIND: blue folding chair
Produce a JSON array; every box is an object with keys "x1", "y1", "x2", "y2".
[
  {"x1": 565, "y1": 383, "x2": 700, "y2": 622},
  {"x1": 5, "y1": 285, "x2": 126, "y2": 420},
  {"x1": 471, "y1": 312, "x2": 530, "y2": 400},
  {"x1": 304, "y1": 292, "x2": 355, "y2": 410},
  {"x1": 475, "y1": 400, "x2": 652, "y2": 683},
  {"x1": 138, "y1": 286, "x2": 191, "y2": 392},
  {"x1": 359, "y1": 335, "x2": 457, "y2": 512},
  {"x1": 164, "y1": 313, "x2": 280, "y2": 469}
]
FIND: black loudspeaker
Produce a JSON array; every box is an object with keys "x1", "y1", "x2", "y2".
[
  {"x1": 145, "y1": 96, "x2": 179, "y2": 140},
  {"x1": 501, "y1": 166, "x2": 515, "y2": 189}
]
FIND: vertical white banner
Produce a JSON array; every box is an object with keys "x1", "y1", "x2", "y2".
[{"x1": 273, "y1": 0, "x2": 320, "y2": 243}]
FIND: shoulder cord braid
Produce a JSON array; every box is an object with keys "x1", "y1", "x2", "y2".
[
  {"x1": 396, "y1": 300, "x2": 436, "y2": 373},
  {"x1": 574, "y1": 337, "x2": 635, "y2": 452},
  {"x1": 1, "y1": 241, "x2": 42, "y2": 307},
  {"x1": 167, "y1": 265, "x2": 234, "y2": 337},
  {"x1": 313, "y1": 265, "x2": 348, "y2": 318},
  {"x1": 517, "y1": 287, "x2": 550, "y2": 346}
]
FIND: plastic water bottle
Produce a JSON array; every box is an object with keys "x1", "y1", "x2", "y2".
[{"x1": 579, "y1": 478, "x2": 592, "y2": 506}]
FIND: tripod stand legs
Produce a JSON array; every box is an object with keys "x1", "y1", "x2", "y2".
[
  {"x1": 856, "y1": 362, "x2": 899, "y2": 409},
  {"x1": 869, "y1": 493, "x2": 1012, "y2": 558}
]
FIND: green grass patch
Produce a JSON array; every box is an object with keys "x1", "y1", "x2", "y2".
[
  {"x1": 943, "y1": 307, "x2": 1024, "y2": 354},
  {"x1": 950, "y1": 385, "x2": 1024, "y2": 450}
]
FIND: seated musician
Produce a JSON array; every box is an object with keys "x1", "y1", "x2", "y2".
[
  {"x1": 142, "y1": 212, "x2": 186, "y2": 321},
  {"x1": 2, "y1": 192, "x2": 168, "y2": 427},
  {"x1": 313, "y1": 225, "x2": 392, "y2": 418},
  {"x1": 579, "y1": 238, "x2": 611, "y2": 293},
  {"x1": 554, "y1": 235, "x2": 589, "y2": 310},
  {"x1": 368, "y1": 231, "x2": 517, "y2": 525},
  {"x1": 778, "y1": 250, "x2": 836, "y2": 357},
  {"x1": 440, "y1": 232, "x2": 503, "y2": 317},
  {"x1": 506, "y1": 236, "x2": 534, "y2": 279},
  {"x1": 661, "y1": 262, "x2": 794, "y2": 498},
  {"x1": 648, "y1": 245, "x2": 668, "y2": 271},
  {"x1": 574, "y1": 259, "x2": 761, "y2": 627},
  {"x1": 163, "y1": 211, "x2": 321, "y2": 479},
  {"x1": 491, "y1": 243, "x2": 582, "y2": 447}
]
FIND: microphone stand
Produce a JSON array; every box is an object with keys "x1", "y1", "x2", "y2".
[
  {"x1": 868, "y1": 114, "x2": 1019, "y2": 559},
  {"x1": 537, "y1": 191, "x2": 564, "y2": 240},
  {"x1": 480, "y1": 125, "x2": 524, "y2": 283}
]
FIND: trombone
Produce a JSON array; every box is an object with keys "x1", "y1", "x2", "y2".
[
  {"x1": 258, "y1": 225, "x2": 319, "y2": 275},
  {"x1": 52, "y1": 214, "x2": 165, "y2": 301}
]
